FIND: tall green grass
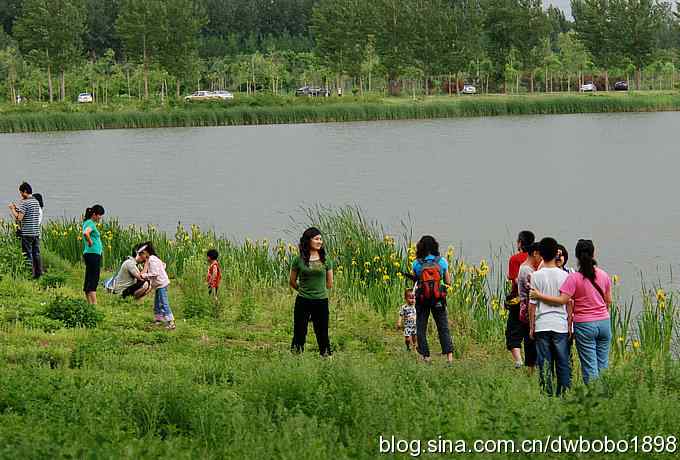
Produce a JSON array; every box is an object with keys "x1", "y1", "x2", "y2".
[
  {"x1": 1, "y1": 208, "x2": 680, "y2": 458},
  {"x1": 1, "y1": 93, "x2": 680, "y2": 133}
]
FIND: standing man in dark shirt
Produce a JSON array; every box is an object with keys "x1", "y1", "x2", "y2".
[
  {"x1": 506, "y1": 230, "x2": 535, "y2": 367},
  {"x1": 8, "y1": 182, "x2": 43, "y2": 278}
]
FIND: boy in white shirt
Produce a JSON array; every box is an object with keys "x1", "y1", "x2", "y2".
[{"x1": 529, "y1": 237, "x2": 572, "y2": 396}]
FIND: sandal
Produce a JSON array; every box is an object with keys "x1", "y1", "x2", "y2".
[{"x1": 165, "y1": 322, "x2": 176, "y2": 330}]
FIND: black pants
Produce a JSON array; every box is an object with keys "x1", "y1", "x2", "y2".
[
  {"x1": 21, "y1": 236, "x2": 42, "y2": 278},
  {"x1": 83, "y1": 253, "x2": 102, "y2": 293},
  {"x1": 291, "y1": 296, "x2": 331, "y2": 356},
  {"x1": 505, "y1": 305, "x2": 537, "y2": 366},
  {"x1": 122, "y1": 280, "x2": 149, "y2": 298},
  {"x1": 416, "y1": 301, "x2": 454, "y2": 358}
]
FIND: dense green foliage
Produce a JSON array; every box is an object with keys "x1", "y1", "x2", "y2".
[
  {"x1": 0, "y1": 208, "x2": 678, "y2": 459},
  {"x1": 0, "y1": 0, "x2": 679, "y2": 104}
]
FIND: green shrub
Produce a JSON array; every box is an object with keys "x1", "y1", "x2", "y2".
[
  {"x1": 39, "y1": 272, "x2": 67, "y2": 289},
  {"x1": 44, "y1": 295, "x2": 103, "y2": 328}
]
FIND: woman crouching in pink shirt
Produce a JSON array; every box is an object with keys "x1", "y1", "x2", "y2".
[
  {"x1": 531, "y1": 239, "x2": 611, "y2": 384},
  {"x1": 138, "y1": 242, "x2": 176, "y2": 330}
]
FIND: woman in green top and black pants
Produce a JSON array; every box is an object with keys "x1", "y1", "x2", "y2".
[
  {"x1": 289, "y1": 227, "x2": 334, "y2": 356},
  {"x1": 82, "y1": 205, "x2": 105, "y2": 305}
]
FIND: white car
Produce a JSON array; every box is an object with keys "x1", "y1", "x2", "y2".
[
  {"x1": 462, "y1": 85, "x2": 477, "y2": 95},
  {"x1": 78, "y1": 93, "x2": 93, "y2": 103},
  {"x1": 184, "y1": 91, "x2": 219, "y2": 102},
  {"x1": 213, "y1": 90, "x2": 234, "y2": 100},
  {"x1": 581, "y1": 82, "x2": 597, "y2": 92}
]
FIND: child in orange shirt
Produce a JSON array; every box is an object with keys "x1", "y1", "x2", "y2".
[{"x1": 206, "y1": 249, "x2": 222, "y2": 296}]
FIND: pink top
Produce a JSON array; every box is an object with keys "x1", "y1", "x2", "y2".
[
  {"x1": 141, "y1": 255, "x2": 170, "y2": 289},
  {"x1": 560, "y1": 267, "x2": 611, "y2": 323}
]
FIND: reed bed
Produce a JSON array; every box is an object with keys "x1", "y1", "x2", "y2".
[{"x1": 1, "y1": 94, "x2": 679, "y2": 133}]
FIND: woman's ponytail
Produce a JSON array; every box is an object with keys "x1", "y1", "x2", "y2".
[
  {"x1": 575, "y1": 239, "x2": 597, "y2": 283},
  {"x1": 84, "y1": 204, "x2": 105, "y2": 222}
]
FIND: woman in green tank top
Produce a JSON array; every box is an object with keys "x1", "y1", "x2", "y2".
[{"x1": 289, "y1": 227, "x2": 334, "y2": 356}]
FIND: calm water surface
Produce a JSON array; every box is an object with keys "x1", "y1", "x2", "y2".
[{"x1": 1, "y1": 112, "x2": 678, "y2": 300}]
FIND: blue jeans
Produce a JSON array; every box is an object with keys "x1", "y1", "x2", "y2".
[
  {"x1": 574, "y1": 319, "x2": 611, "y2": 384},
  {"x1": 535, "y1": 331, "x2": 572, "y2": 396},
  {"x1": 154, "y1": 287, "x2": 174, "y2": 322}
]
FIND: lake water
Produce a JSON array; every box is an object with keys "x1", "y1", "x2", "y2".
[{"x1": 1, "y1": 112, "x2": 678, "y2": 300}]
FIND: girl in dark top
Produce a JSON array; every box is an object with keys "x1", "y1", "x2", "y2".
[{"x1": 289, "y1": 227, "x2": 334, "y2": 356}]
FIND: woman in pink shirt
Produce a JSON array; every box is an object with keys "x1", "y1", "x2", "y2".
[
  {"x1": 138, "y1": 242, "x2": 176, "y2": 330},
  {"x1": 530, "y1": 240, "x2": 611, "y2": 384}
]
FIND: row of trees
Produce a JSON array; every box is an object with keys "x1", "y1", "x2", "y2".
[
  {"x1": 2, "y1": 0, "x2": 204, "y2": 102},
  {"x1": 0, "y1": 0, "x2": 679, "y2": 103},
  {"x1": 313, "y1": 0, "x2": 677, "y2": 94}
]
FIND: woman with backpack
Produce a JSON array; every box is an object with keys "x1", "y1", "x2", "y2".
[
  {"x1": 530, "y1": 239, "x2": 611, "y2": 384},
  {"x1": 289, "y1": 227, "x2": 334, "y2": 356},
  {"x1": 412, "y1": 235, "x2": 453, "y2": 364}
]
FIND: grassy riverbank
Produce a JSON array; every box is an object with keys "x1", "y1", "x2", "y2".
[
  {"x1": 1, "y1": 92, "x2": 679, "y2": 133},
  {"x1": 1, "y1": 208, "x2": 679, "y2": 459}
]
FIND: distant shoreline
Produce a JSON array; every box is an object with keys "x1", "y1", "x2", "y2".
[{"x1": 1, "y1": 93, "x2": 678, "y2": 133}]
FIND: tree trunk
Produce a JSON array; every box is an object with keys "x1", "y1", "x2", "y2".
[
  {"x1": 47, "y1": 62, "x2": 54, "y2": 102},
  {"x1": 635, "y1": 67, "x2": 641, "y2": 90},
  {"x1": 176, "y1": 79, "x2": 181, "y2": 99},
  {"x1": 60, "y1": 68, "x2": 65, "y2": 101},
  {"x1": 143, "y1": 37, "x2": 149, "y2": 99},
  {"x1": 604, "y1": 69, "x2": 609, "y2": 91}
]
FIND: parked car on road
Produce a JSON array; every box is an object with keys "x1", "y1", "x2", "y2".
[
  {"x1": 295, "y1": 86, "x2": 330, "y2": 97},
  {"x1": 78, "y1": 93, "x2": 93, "y2": 103},
  {"x1": 580, "y1": 82, "x2": 597, "y2": 92},
  {"x1": 614, "y1": 81, "x2": 628, "y2": 91},
  {"x1": 213, "y1": 90, "x2": 234, "y2": 100},
  {"x1": 462, "y1": 84, "x2": 477, "y2": 95},
  {"x1": 184, "y1": 91, "x2": 219, "y2": 102}
]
